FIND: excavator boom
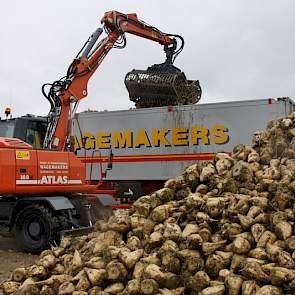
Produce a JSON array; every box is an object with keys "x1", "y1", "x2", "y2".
[{"x1": 42, "y1": 11, "x2": 201, "y2": 151}]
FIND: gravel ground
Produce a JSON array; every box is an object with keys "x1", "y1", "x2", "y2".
[{"x1": 0, "y1": 236, "x2": 37, "y2": 284}]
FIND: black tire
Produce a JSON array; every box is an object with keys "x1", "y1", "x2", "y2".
[{"x1": 15, "y1": 204, "x2": 58, "y2": 253}]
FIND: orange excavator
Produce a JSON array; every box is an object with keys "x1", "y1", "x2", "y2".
[{"x1": 0, "y1": 11, "x2": 201, "y2": 252}]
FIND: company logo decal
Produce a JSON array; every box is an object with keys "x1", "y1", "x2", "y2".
[
  {"x1": 74, "y1": 124, "x2": 229, "y2": 150},
  {"x1": 16, "y1": 176, "x2": 82, "y2": 185}
]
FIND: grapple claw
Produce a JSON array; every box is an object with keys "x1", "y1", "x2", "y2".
[{"x1": 125, "y1": 63, "x2": 201, "y2": 108}]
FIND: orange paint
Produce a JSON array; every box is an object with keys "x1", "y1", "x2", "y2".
[{"x1": 0, "y1": 137, "x2": 97, "y2": 195}]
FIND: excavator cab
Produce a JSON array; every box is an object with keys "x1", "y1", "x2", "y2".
[{"x1": 0, "y1": 115, "x2": 47, "y2": 149}]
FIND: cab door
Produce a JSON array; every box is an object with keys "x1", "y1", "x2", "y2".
[{"x1": 23, "y1": 120, "x2": 47, "y2": 149}]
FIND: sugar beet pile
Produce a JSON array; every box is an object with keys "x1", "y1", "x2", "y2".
[{"x1": 3, "y1": 115, "x2": 295, "y2": 294}]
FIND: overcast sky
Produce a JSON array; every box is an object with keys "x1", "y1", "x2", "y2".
[{"x1": 0, "y1": 0, "x2": 294, "y2": 117}]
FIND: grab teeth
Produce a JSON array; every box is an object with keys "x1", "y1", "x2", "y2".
[{"x1": 125, "y1": 64, "x2": 201, "y2": 108}]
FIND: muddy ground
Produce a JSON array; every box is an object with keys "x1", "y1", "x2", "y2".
[
  {"x1": 0, "y1": 235, "x2": 37, "y2": 284},
  {"x1": 0, "y1": 207, "x2": 113, "y2": 281},
  {"x1": 0, "y1": 207, "x2": 115, "y2": 294}
]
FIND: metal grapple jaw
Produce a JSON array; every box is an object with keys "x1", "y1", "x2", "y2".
[{"x1": 125, "y1": 62, "x2": 202, "y2": 108}]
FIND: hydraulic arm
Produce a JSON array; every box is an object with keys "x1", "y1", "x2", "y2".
[{"x1": 42, "y1": 11, "x2": 201, "y2": 151}]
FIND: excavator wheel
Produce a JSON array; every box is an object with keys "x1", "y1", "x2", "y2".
[{"x1": 14, "y1": 204, "x2": 59, "y2": 253}]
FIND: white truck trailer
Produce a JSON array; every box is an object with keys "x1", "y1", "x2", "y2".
[{"x1": 74, "y1": 97, "x2": 294, "y2": 204}]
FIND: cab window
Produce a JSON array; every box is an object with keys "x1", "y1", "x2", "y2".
[
  {"x1": 0, "y1": 121, "x2": 15, "y2": 138},
  {"x1": 26, "y1": 121, "x2": 47, "y2": 148}
]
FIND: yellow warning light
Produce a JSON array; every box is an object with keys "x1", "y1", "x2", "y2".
[{"x1": 5, "y1": 107, "x2": 11, "y2": 117}]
